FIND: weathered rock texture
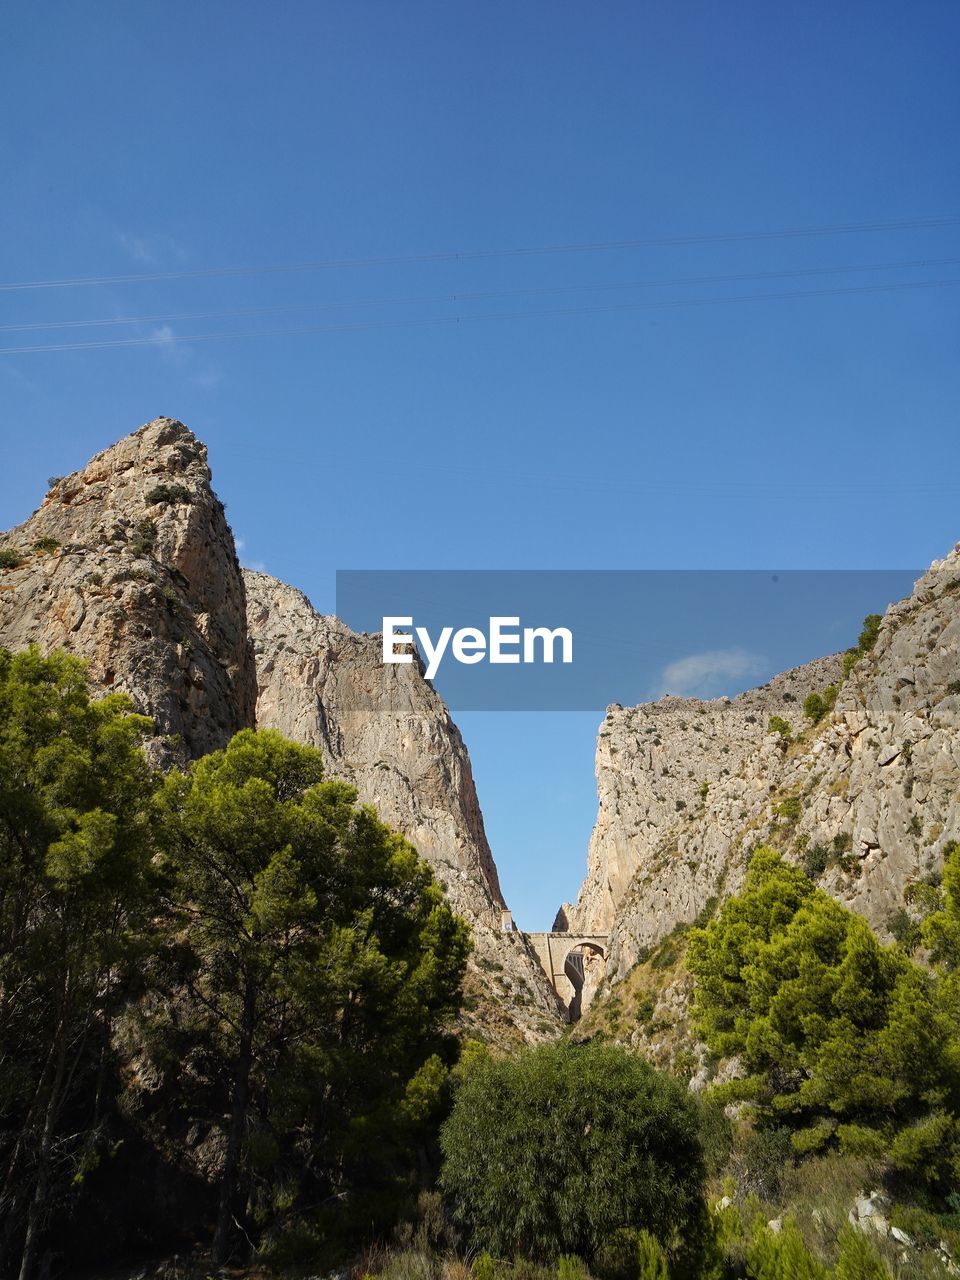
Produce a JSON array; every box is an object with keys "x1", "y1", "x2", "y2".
[
  {"x1": 244, "y1": 570, "x2": 562, "y2": 1041},
  {"x1": 568, "y1": 546, "x2": 960, "y2": 992},
  {"x1": 0, "y1": 418, "x2": 560, "y2": 1042},
  {"x1": 0, "y1": 418, "x2": 255, "y2": 764},
  {"x1": 562, "y1": 656, "x2": 842, "y2": 941}
]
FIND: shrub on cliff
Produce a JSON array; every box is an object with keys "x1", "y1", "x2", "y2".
[
  {"x1": 688, "y1": 848, "x2": 960, "y2": 1185},
  {"x1": 439, "y1": 1040, "x2": 706, "y2": 1271}
]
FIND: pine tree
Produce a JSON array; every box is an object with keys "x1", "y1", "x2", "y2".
[
  {"x1": 0, "y1": 647, "x2": 156, "y2": 1279},
  {"x1": 153, "y1": 728, "x2": 469, "y2": 1263}
]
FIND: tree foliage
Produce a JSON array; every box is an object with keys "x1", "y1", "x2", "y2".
[
  {"x1": 803, "y1": 685, "x2": 837, "y2": 726},
  {"x1": 688, "y1": 848, "x2": 960, "y2": 1184},
  {"x1": 439, "y1": 1041, "x2": 706, "y2": 1268},
  {"x1": 0, "y1": 647, "x2": 156, "y2": 1279},
  {"x1": 922, "y1": 842, "x2": 960, "y2": 970},
  {"x1": 0, "y1": 651, "x2": 470, "y2": 1276},
  {"x1": 151, "y1": 728, "x2": 471, "y2": 1262}
]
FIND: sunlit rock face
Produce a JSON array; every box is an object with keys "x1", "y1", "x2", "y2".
[
  {"x1": 244, "y1": 569, "x2": 563, "y2": 1041},
  {"x1": 566, "y1": 547, "x2": 960, "y2": 984},
  {"x1": 0, "y1": 417, "x2": 256, "y2": 765},
  {"x1": 0, "y1": 417, "x2": 561, "y2": 1043}
]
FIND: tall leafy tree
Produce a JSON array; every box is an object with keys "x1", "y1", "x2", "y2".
[
  {"x1": 922, "y1": 841, "x2": 960, "y2": 970},
  {"x1": 151, "y1": 729, "x2": 469, "y2": 1263},
  {"x1": 0, "y1": 647, "x2": 155, "y2": 1280},
  {"x1": 688, "y1": 848, "x2": 960, "y2": 1183}
]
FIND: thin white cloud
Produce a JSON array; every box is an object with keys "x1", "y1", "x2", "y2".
[
  {"x1": 143, "y1": 323, "x2": 220, "y2": 387},
  {"x1": 117, "y1": 231, "x2": 157, "y2": 265},
  {"x1": 234, "y1": 538, "x2": 266, "y2": 572},
  {"x1": 655, "y1": 648, "x2": 765, "y2": 699},
  {"x1": 116, "y1": 230, "x2": 188, "y2": 266},
  {"x1": 189, "y1": 365, "x2": 223, "y2": 389},
  {"x1": 148, "y1": 324, "x2": 189, "y2": 368}
]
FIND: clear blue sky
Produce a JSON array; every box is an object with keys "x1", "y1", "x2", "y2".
[{"x1": 2, "y1": 2, "x2": 958, "y2": 926}]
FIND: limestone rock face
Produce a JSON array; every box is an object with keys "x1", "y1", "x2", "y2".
[
  {"x1": 0, "y1": 418, "x2": 256, "y2": 763},
  {"x1": 569, "y1": 546, "x2": 960, "y2": 986},
  {"x1": 564, "y1": 656, "x2": 842, "y2": 941},
  {"x1": 244, "y1": 570, "x2": 562, "y2": 1041},
  {"x1": 0, "y1": 418, "x2": 560, "y2": 1042}
]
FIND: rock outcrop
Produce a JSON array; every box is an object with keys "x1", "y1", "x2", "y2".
[
  {"x1": 569, "y1": 546, "x2": 960, "y2": 994},
  {"x1": 244, "y1": 570, "x2": 562, "y2": 1041},
  {"x1": 562, "y1": 655, "x2": 842, "y2": 940},
  {"x1": 0, "y1": 417, "x2": 255, "y2": 764},
  {"x1": 0, "y1": 417, "x2": 561, "y2": 1042}
]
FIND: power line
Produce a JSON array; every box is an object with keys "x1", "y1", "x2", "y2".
[
  {"x1": 3, "y1": 255, "x2": 958, "y2": 334},
  {"x1": 1, "y1": 215, "x2": 958, "y2": 293},
  {"x1": 2, "y1": 276, "x2": 958, "y2": 356}
]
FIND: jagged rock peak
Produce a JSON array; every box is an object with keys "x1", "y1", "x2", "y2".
[{"x1": 0, "y1": 416, "x2": 256, "y2": 762}]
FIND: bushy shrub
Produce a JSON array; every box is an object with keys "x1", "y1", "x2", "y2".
[
  {"x1": 439, "y1": 1041, "x2": 706, "y2": 1267},
  {"x1": 832, "y1": 1225, "x2": 892, "y2": 1279},
  {"x1": 0, "y1": 547, "x2": 24, "y2": 569},
  {"x1": 744, "y1": 1218, "x2": 828, "y2": 1280},
  {"x1": 768, "y1": 715, "x2": 792, "y2": 741},
  {"x1": 633, "y1": 1232, "x2": 668, "y2": 1280},
  {"x1": 803, "y1": 685, "x2": 837, "y2": 725},
  {"x1": 842, "y1": 613, "x2": 883, "y2": 678},
  {"x1": 129, "y1": 517, "x2": 157, "y2": 557},
  {"x1": 145, "y1": 483, "x2": 192, "y2": 506},
  {"x1": 803, "y1": 844, "x2": 831, "y2": 879},
  {"x1": 773, "y1": 794, "x2": 802, "y2": 821},
  {"x1": 887, "y1": 908, "x2": 921, "y2": 951}
]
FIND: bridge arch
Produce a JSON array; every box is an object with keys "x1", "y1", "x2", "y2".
[
  {"x1": 523, "y1": 932, "x2": 609, "y2": 1020},
  {"x1": 563, "y1": 940, "x2": 606, "y2": 1020}
]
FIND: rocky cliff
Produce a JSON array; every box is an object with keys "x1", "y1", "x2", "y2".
[
  {"x1": 0, "y1": 418, "x2": 560, "y2": 1042},
  {"x1": 561, "y1": 654, "x2": 842, "y2": 941},
  {"x1": 570, "y1": 545, "x2": 960, "y2": 1022},
  {"x1": 244, "y1": 570, "x2": 562, "y2": 1041},
  {"x1": 0, "y1": 417, "x2": 255, "y2": 764}
]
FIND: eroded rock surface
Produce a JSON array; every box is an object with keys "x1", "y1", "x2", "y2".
[
  {"x1": 0, "y1": 418, "x2": 561, "y2": 1042},
  {"x1": 567, "y1": 547, "x2": 960, "y2": 988},
  {"x1": 245, "y1": 570, "x2": 562, "y2": 1040},
  {"x1": 0, "y1": 417, "x2": 255, "y2": 763}
]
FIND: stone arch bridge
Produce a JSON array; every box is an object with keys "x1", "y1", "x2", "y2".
[{"x1": 524, "y1": 930, "x2": 608, "y2": 1020}]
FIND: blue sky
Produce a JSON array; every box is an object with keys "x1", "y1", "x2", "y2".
[{"x1": 2, "y1": 2, "x2": 958, "y2": 926}]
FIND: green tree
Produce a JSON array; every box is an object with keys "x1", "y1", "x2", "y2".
[
  {"x1": 688, "y1": 848, "x2": 960, "y2": 1182},
  {"x1": 803, "y1": 686, "x2": 837, "y2": 726},
  {"x1": 439, "y1": 1041, "x2": 706, "y2": 1267},
  {"x1": 152, "y1": 729, "x2": 469, "y2": 1263},
  {"x1": 842, "y1": 613, "x2": 883, "y2": 678},
  {"x1": 744, "y1": 1218, "x2": 827, "y2": 1280},
  {"x1": 767, "y1": 716, "x2": 792, "y2": 742},
  {"x1": 922, "y1": 841, "x2": 960, "y2": 970},
  {"x1": 832, "y1": 1226, "x2": 892, "y2": 1279},
  {"x1": 0, "y1": 647, "x2": 156, "y2": 1280}
]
